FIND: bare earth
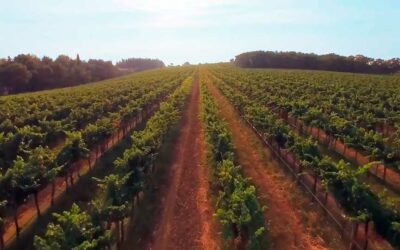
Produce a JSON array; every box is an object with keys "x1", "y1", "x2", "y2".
[{"x1": 148, "y1": 76, "x2": 219, "y2": 250}]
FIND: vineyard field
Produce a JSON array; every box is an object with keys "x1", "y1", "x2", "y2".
[{"x1": 1, "y1": 65, "x2": 400, "y2": 250}]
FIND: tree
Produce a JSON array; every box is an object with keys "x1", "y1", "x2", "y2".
[
  {"x1": 13, "y1": 54, "x2": 41, "y2": 71},
  {"x1": 30, "y1": 64, "x2": 54, "y2": 91},
  {"x1": 0, "y1": 53, "x2": 125, "y2": 95},
  {"x1": 87, "y1": 60, "x2": 117, "y2": 81},
  {"x1": 0, "y1": 62, "x2": 32, "y2": 94},
  {"x1": 234, "y1": 50, "x2": 400, "y2": 74},
  {"x1": 116, "y1": 58, "x2": 165, "y2": 72}
]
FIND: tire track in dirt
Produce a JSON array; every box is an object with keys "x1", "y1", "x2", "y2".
[
  {"x1": 149, "y1": 76, "x2": 219, "y2": 250},
  {"x1": 205, "y1": 73, "x2": 347, "y2": 250}
]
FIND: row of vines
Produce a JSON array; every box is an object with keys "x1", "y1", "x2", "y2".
[
  {"x1": 201, "y1": 78, "x2": 265, "y2": 249},
  {"x1": 207, "y1": 65, "x2": 400, "y2": 248},
  {"x1": 33, "y1": 76, "x2": 193, "y2": 249},
  {"x1": 210, "y1": 66, "x2": 400, "y2": 174},
  {"x1": 0, "y1": 68, "x2": 193, "y2": 248}
]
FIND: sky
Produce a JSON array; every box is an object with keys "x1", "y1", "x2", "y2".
[{"x1": 0, "y1": 0, "x2": 399, "y2": 65}]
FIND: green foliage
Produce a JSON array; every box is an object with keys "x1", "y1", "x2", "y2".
[
  {"x1": 35, "y1": 71, "x2": 192, "y2": 241},
  {"x1": 93, "y1": 173, "x2": 132, "y2": 223},
  {"x1": 1, "y1": 157, "x2": 40, "y2": 202},
  {"x1": 234, "y1": 50, "x2": 400, "y2": 74},
  {"x1": 201, "y1": 81, "x2": 265, "y2": 248},
  {"x1": 0, "y1": 200, "x2": 7, "y2": 234},
  {"x1": 57, "y1": 131, "x2": 89, "y2": 167},
  {"x1": 0, "y1": 67, "x2": 195, "y2": 248},
  {"x1": 34, "y1": 73, "x2": 192, "y2": 249},
  {"x1": 0, "y1": 145, "x2": 61, "y2": 210},
  {"x1": 34, "y1": 204, "x2": 112, "y2": 250},
  {"x1": 0, "y1": 67, "x2": 193, "y2": 172},
  {"x1": 28, "y1": 146, "x2": 61, "y2": 182},
  {"x1": 209, "y1": 65, "x2": 400, "y2": 248}
]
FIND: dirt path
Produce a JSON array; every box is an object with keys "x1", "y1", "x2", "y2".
[
  {"x1": 205, "y1": 75, "x2": 348, "y2": 250},
  {"x1": 148, "y1": 76, "x2": 219, "y2": 250}
]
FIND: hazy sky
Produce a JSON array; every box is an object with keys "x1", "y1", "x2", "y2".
[{"x1": 0, "y1": 0, "x2": 399, "y2": 65}]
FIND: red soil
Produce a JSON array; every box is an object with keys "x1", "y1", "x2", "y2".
[{"x1": 147, "y1": 76, "x2": 219, "y2": 250}]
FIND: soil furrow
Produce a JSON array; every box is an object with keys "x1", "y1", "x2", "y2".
[{"x1": 149, "y1": 76, "x2": 219, "y2": 250}]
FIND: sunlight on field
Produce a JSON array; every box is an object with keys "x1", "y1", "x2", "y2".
[{"x1": 0, "y1": 1, "x2": 399, "y2": 249}]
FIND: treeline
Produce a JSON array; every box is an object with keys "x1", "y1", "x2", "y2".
[
  {"x1": 116, "y1": 58, "x2": 165, "y2": 72},
  {"x1": 0, "y1": 54, "x2": 120, "y2": 95},
  {"x1": 0, "y1": 55, "x2": 166, "y2": 95},
  {"x1": 234, "y1": 51, "x2": 400, "y2": 74}
]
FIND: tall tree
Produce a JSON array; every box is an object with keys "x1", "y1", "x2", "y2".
[{"x1": 0, "y1": 63, "x2": 32, "y2": 94}]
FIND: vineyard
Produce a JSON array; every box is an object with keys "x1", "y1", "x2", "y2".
[{"x1": 0, "y1": 65, "x2": 399, "y2": 250}]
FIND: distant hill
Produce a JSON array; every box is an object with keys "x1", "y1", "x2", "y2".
[{"x1": 234, "y1": 51, "x2": 400, "y2": 74}]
